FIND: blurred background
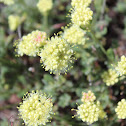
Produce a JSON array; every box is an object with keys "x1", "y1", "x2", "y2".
[{"x1": 0, "y1": 0, "x2": 126, "y2": 125}]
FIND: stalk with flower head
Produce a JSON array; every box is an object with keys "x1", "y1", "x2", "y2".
[
  {"x1": 37, "y1": 0, "x2": 53, "y2": 32},
  {"x1": 72, "y1": 91, "x2": 106, "y2": 125}
]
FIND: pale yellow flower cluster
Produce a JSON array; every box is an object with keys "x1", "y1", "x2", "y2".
[
  {"x1": 71, "y1": 0, "x2": 92, "y2": 8},
  {"x1": 18, "y1": 90, "x2": 53, "y2": 126},
  {"x1": 102, "y1": 55, "x2": 126, "y2": 86},
  {"x1": 0, "y1": 0, "x2": 14, "y2": 5},
  {"x1": 73, "y1": 91, "x2": 106, "y2": 124},
  {"x1": 77, "y1": 101, "x2": 100, "y2": 124},
  {"x1": 63, "y1": 25, "x2": 87, "y2": 45},
  {"x1": 15, "y1": 31, "x2": 74, "y2": 74},
  {"x1": 39, "y1": 36, "x2": 73, "y2": 74},
  {"x1": 71, "y1": 0, "x2": 93, "y2": 27},
  {"x1": 102, "y1": 69, "x2": 119, "y2": 86},
  {"x1": 116, "y1": 55, "x2": 126, "y2": 76},
  {"x1": 17, "y1": 30, "x2": 47, "y2": 56},
  {"x1": 71, "y1": 7, "x2": 93, "y2": 27},
  {"x1": 115, "y1": 99, "x2": 126, "y2": 119},
  {"x1": 62, "y1": 0, "x2": 93, "y2": 47},
  {"x1": 77, "y1": 101, "x2": 106, "y2": 124},
  {"x1": 81, "y1": 90, "x2": 96, "y2": 102},
  {"x1": 8, "y1": 15, "x2": 21, "y2": 31},
  {"x1": 37, "y1": 0, "x2": 53, "y2": 14}
]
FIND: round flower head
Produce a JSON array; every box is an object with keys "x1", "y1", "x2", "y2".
[
  {"x1": 81, "y1": 90, "x2": 96, "y2": 103},
  {"x1": 37, "y1": 0, "x2": 53, "y2": 14},
  {"x1": 115, "y1": 99, "x2": 126, "y2": 119},
  {"x1": 71, "y1": 0, "x2": 92, "y2": 8},
  {"x1": 116, "y1": 55, "x2": 126, "y2": 76},
  {"x1": 71, "y1": 7, "x2": 93, "y2": 27},
  {"x1": 72, "y1": 91, "x2": 106, "y2": 124},
  {"x1": 18, "y1": 90, "x2": 53, "y2": 126},
  {"x1": 39, "y1": 36, "x2": 73, "y2": 74},
  {"x1": 102, "y1": 69, "x2": 119, "y2": 86},
  {"x1": 0, "y1": 0, "x2": 14, "y2": 5},
  {"x1": 8, "y1": 15, "x2": 20, "y2": 31},
  {"x1": 77, "y1": 101, "x2": 105, "y2": 124},
  {"x1": 63, "y1": 25, "x2": 87, "y2": 45},
  {"x1": 16, "y1": 30, "x2": 47, "y2": 57}
]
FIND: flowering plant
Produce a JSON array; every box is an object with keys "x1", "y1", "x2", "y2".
[{"x1": 0, "y1": 0, "x2": 126, "y2": 125}]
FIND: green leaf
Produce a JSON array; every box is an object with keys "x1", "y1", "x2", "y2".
[
  {"x1": 58, "y1": 93, "x2": 71, "y2": 108},
  {"x1": 106, "y1": 48, "x2": 115, "y2": 62}
]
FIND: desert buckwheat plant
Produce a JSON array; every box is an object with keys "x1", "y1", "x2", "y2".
[
  {"x1": 15, "y1": 30, "x2": 47, "y2": 57},
  {"x1": 1, "y1": 0, "x2": 126, "y2": 125},
  {"x1": 39, "y1": 36, "x2": 74, "y2": 74},
  {"x1": 71, "y1": 0, "x2": 93, "y2": 27},
  {"x1": 63, "y1": 25, "x2": 87, "y2": 45},
  {"x1": 72, "y1": 91, "x2": 106, "y2": 125},
  {"x1": 18, "y1": 90, "x2": 53, "y2": 126},
  {"x1": 102, "y1": 69, "x2": 119, "y2": 86}
]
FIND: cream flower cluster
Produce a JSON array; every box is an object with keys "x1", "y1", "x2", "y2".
[
  {"x1": 102, "y1": 69, "x2": 119, "y2": 86},
  {"x1": 74, "y1": 91, "x2": 106, "y2": 124},
  {"x1": 18, "y1": 90, "x2": 53, "y2": 126},
  {"x1": 102, "y1": 55, "x2": 126, "y2": 86},
  {"x1": 39, "y1": 36, "x2": 73, "y2": 74},
  {"x1": 116, "y1": 55, "x2": 126, "y2": 76},
  {"x1": 115, "y1": 99, "x2": 126, "y2": 119},
  {"x1": 14, "y1": 0, "x2": 94, "y2": 74},
  {"x1": 71, "y1": 0, "x2": 93, "y2": 27},
  {"x1": 71, "y1": 0, "x2": 92, "y2": 8},
  {"x1": 16, "y1": 30, "x2": 47, "y2": 56},
  {"x1": 8, "y1": 15, "x2": 21, "y2": 31},
  {"x1": 81, "y1": 90, "x2": 96, "y2": 102},
  {"x1": 0, "y1": 0, "x2": 14, "y2": 5},
  {"x1": 77, "y1": 101, "x2": 100, "y2": 124},
  {"x1": 37, "y1": 0, "x2": 53, "y2": 14},
  {"x1": 63, "y1": 25, "x2": 87, "y2": 45}
]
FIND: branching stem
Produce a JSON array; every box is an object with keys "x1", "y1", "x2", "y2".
[{"x1": 17, "y1": 25, "x2": 22, "y2": 39}]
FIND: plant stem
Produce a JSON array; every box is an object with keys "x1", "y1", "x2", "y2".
[
  {"x1": 17, "y1": 25, "x2": 22, "y2": 39},
  {"x1": 55, "y1": 73, "x2": 59, "y2": 81},
  {"x1": 43, "y1": 13, "x2": 48, "y2": 33},
  {"x1": 88, "y1": 75, "x2": 92, "y2": 86}
]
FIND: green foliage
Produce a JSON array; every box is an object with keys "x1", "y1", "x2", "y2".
[{"x1": 0, "y1": 0, "x2": 126, "y2": 125}]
